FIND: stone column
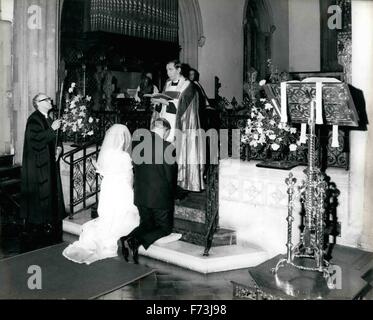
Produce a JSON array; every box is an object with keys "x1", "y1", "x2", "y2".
[
  {"x1": 350, "y1": 0, "x2": 373, "y2": 251},
  {"x1": 0, "y1": 19, "x2": 13, "y2": 155},
  {"x1": 13, "y1": 0, "x2": 59, "y2": 163}
]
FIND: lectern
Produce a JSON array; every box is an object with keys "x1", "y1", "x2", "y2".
[{"x1": 263, "y1": 80, "x2": 359, "y2": 286}]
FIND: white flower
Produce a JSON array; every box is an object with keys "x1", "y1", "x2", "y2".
[
  {"x1": 259, "y1": 135, "x2": 266, "y2": 144},
  {"x1": 79, "y1": 111, "x2": 85, "y2": 117},
  {"x1": 290, "y1": 128, "x2": 297, "y2": 134},
  {"x1": 264, "y1": 103, "x2": 273, "y2": 110},
  {"x1": 72, "y1": 125, "x2": 77, "y2": 132},
  {"x1": 88, "y1": 117, "x2": 93, "y2": 123},
  {"x1": 68, "y1": 88, "x2": 73, "y2": 93},
  {"x1": 71, "y1": 83, "x2": 76, "y2": 88},
  {"x1": 86, "y1": 96, "x2": 91, "y2": 102},
  {"x1": 260, "y1": 98, "x2": 266, "y2": 102},
  {"x1": 80, "y1": 106, "x2": 86, "y2": 111},
  {"x1": 271, "y1": 143, "x2": 280, "y2": 151},
  {"x1": 87, "y1": 130, "x2": 94, "y2": 136},
  {"x1": 250, "y1": 141, "x2": 258, "y2": 147},
  {"x1": 269, "y1": 134, "x2": 276, "y2": 140},
  {"x1": 253, "y1": 134, "x2": 259, "y2": 140},
  {"x1": 77, "y1": 119, "x2": 82, "y2": 125},
  {"x1": 259, "y1": 80, "x2": 267, "y2": 86},
  {"x1": 257, "y1": 128, "x2": 263, "y2": 134},
  {"x1": 270, "y1": 120, "x2": 276, "y2": 126},
  {"x1": 289, "y1": 144, "x2": 298, "y2": 152}
]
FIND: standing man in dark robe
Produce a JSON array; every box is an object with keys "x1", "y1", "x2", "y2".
[
  {"x1": 150, "y1": 60, "x2": 205, "y2": 193},
  {"x1": 189, "y1": 68, "x2": 210, "y2": 131},
  {"x1": 20, "y1": 93, "x2": 67, "y2": 249}
]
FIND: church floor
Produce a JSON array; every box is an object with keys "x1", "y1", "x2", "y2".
[{"x1": 1, "y1": 219, "x2": 373, "y2": 300}]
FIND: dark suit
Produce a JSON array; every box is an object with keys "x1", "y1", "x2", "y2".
[
  {"x1": 20, "y1": 110, "x2": 66, "y2": 245},
  {"x1": 131, "y1": 131, "x2": 177, "y2": 249}
]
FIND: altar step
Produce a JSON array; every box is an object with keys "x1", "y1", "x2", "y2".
[
  {"x1": 63, "y1": 209, "x2": 268, "y2": 274},
  {"x1": 174, "y1": 191, "x2": 237, "y2": 247}
]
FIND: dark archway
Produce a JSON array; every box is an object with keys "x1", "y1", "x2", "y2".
[{"x1": 243, "y1": 0, "x2": 275, "y2": 83}]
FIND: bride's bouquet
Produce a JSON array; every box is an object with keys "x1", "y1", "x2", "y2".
[{"x1": 61, "y1": 83, "x2": 99, "y2": 139}]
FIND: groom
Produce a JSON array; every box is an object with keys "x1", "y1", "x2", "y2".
[{"x1": 125, "y1": 118, "x2": 177, "y2": 263}]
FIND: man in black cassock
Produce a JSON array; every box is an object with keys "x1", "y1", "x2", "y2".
[{"x1": 20, "y1": 93, "x2": 67, "y2": 249}]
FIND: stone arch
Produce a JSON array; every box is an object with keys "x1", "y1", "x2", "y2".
[
  {"x1": 243, "y1": 0, "x2": 275, "y2": 81},
  {"x1": 178, "y1": 0, "x2": 204, "y2": 69}
]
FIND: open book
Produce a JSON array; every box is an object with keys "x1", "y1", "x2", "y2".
[{"x1": 144, "y1": 91, "x2": 180, "y2": 101}]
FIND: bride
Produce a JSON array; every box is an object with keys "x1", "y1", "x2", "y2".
[{"x1": 63, "y1": 124, "x2": 140, "y2": 265}]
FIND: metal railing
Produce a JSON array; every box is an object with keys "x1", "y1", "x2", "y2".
[{"x1": 62, "y1": 139, "x2": 102, "y2": 218}]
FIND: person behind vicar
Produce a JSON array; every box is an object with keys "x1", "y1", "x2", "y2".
[
  {"x1": 150, "y1": 59, "x2": 205, "y2": 194},
  {"x1": 20, "y1": 93, "x2": 67, "y2": 249}
]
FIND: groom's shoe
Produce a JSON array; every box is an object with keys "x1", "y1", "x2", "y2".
[
  {"x1": 128, "y1": 237, "x2": 140, "y2": 264},
  {"x1": 120, "y1": 237, "x2": 129, "y2": 262}
]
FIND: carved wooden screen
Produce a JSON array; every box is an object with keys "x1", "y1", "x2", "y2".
[{"x1": 90, "y1": 0, "x2": 179, "y2": 43}]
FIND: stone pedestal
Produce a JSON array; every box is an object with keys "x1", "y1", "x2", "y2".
[{"x1": 219, "y1": 158, "x2": 353, "y2": 258}]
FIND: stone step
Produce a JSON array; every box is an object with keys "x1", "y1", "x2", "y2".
[
  {"x1": 62, "y1": 210, "x2": 267, "y2": 274},
  {"x1": 174, "y1": 218, "x2": 237, "y2": 247}
]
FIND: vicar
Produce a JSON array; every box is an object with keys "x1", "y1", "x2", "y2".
[
  {"x1": 150, "y1": 59, "x2": 205, "y2": 193},
  {"x1": 20, "y1": 93, "x2": 67, "y2": 249}
]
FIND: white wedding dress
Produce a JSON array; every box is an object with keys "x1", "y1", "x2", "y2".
[{"x1": 63, "y1": 151, "x2": 140, "y2": 265}]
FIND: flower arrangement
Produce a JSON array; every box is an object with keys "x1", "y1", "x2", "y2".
[
  {"x1": 241, "y1": 97, "x2": 300, "y2": 160},
  {"x1": 61, "y1": 83, "x2": 99, "y2": 140}
]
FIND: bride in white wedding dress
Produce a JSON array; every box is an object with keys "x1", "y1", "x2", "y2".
[{"x1": 63, "y1": 124, "x2": 140, "y2": 265}]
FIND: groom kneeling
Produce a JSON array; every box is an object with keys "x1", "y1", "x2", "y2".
[{"x1": 123, "y1": 118, "x2": 177, "y2": 263}]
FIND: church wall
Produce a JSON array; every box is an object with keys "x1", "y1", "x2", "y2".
[
  {"x1": 351, "y1": 0, "x2": 373, "y2": 251},
  {"x1": 197, "y1": 0, "x2": 246, "y2": 102},
  {"x1": 289, "y1": 0, "x2": 320, "y2": 72},
  {"x1": 0, "y1": 0, "x2": 13, "y2": 156},
  {"x1": 12, "y1": 0, "x2": 59, "y2": 163},
  {"x1": 268, "y1": 0, "x2": 289, "y2": 73}
]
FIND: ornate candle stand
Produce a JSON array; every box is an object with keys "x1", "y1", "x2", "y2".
[
  {"x1": 272, "y1": 104, "x2": 332, "y2": 280},
  {"x1": 263, "y1": 79, "x2": 359, "y2": 290}
]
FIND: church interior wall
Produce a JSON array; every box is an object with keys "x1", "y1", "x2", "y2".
[
  {"x1": 352, "y1": 0, "x2": 373, "y2": 251},
  {"x1": 268, "y1": 0, "x2": 289, "y2": 73},
  {"x1": 197, "y1": 0, "x2": 246, "y2": 103},
  {"x1": 289, "y1": 0, "x2": 320, "y2": 72},
  {"x1": 0, "y1": 0, "x2": 14, "y2": 155}
]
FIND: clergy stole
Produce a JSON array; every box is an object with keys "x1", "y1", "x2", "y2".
[{"x1": 156, "y1": 78, "x2": 189, "y2": 142}]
